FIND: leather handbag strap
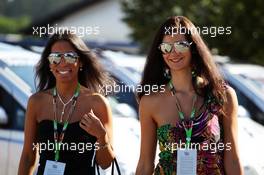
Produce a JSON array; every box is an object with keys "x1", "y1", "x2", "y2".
[
  {"x1": 96, "y1": 158, "x2": 121, "y2": 175},
  {"x1": 111, "y1": 158, "x2": 121, "y2": 175}
]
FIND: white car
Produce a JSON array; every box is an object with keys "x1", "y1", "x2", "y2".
[{"x1": 0, "y1": 42, "x2": 140, "y2": 175}]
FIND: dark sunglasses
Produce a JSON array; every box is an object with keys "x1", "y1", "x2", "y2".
[
  {"x1": 48, "y1": 52, "x2": 79, "y2": 64},
  {"x1": 159, "y1": 41, "x2": 193, "y2": 54}
]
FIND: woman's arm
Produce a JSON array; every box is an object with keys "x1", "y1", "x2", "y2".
[
  {"x1": 80, "y1": 94, "x2": 114, "y2": 169},
  {"x1": 18, "y1": 95, "x2": 39, "y2": 175},
  {"x1": 136, "y1": 95, "x2": 157, "y2": 175},
  {"x1": 222, "y1": 87, "x2": 244, "y2": 175}
]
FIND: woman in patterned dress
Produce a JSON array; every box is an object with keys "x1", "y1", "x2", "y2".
[{"x1": 136, "y1": 16, "x2": 243, "y2": 175}]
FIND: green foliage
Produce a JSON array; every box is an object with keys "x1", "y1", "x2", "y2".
[
  {"x1": 0, "y1": 0, "x2": 82, "y2": 33},
  {"x1": 0, "y1": 16, "x2": 30, "y2": 33},
  {"x1": 121, "y1": 0, "x2": 264, "y2": 65},
  {"x1": 0, "y1": 0, "x2": 79, "y2": 20}
]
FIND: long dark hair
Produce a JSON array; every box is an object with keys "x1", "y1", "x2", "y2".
[
  {"x1": 35, "y1": 31, "x2": 112, "y2": 94},
  {"x1": 139, "y1": 16, "x2": 226, "y2": 110}
]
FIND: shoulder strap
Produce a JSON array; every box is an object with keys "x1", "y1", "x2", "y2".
[{"x1": 96, "y1": 158, "x2": 121, "y2": 175}]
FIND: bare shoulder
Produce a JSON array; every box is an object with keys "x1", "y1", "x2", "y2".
[
  {"x1": 27, "y1": 90, "x2": 52, "y2": 112},
  {"x1": 139, "y1": 92, "x2": 162, "y2": 119},
  {"x1": 224, "y1": 85, "x2": 238, "y2": 105},
  {"x1": 80, "y1": 87, "x2": 105, "y2": 104},
  {"x1": 80, "y1": 85, "x2": 110, "y2": 112},
  {"x1": 28, "y1": 93, "x2": 39, "y2": 104},
  {"x1": 225, "y1": 85, "x2": 237, "y2": 98},
  {"x1": 140, "y1": 90, "x2": 165, "y2": 107},
  {"x1": 89, "y1": 93, "x2": 109, "y2": 107},
  {"x1": 26, "y1": 91, "x2": 47, "y2": 122},
  {"x1": 28, "y1": 91, "x2": 49, "y2": 106},
  {"x1": 88, "y1": 93, "x2": 111, "y2": 121},
  {"x1": 223, "y1": 85, "x2": 238, "y2": 116}
]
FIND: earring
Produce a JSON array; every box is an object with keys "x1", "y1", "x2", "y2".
[
  {"x1": 164, "y1": 68, "x2": 171, "y2": 79},
  {"x1": 80, "y1": 67, "x2": 83, "y2": 71},
  {"x1": 192, "y1": 69, "x2": 206, "y2": 88},
  {"x1": 191, "y1": 70, "x2": 197, "y2": 78}
]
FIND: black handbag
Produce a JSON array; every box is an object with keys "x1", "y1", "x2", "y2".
[{"x1": 96, "y1": 158, "x2": 121, "y2": 175}]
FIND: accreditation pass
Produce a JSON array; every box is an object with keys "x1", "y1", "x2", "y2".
[
  {"x1": 177, "y1": 149, "x2": 197, "y2": 175},
  {"x1": 43, "y1": 160, "x2": 66, "y2": 175}
]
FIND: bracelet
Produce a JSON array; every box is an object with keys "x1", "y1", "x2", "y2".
[{"x1": 98, "y1": 142, "x2": 110, "y2": 150}]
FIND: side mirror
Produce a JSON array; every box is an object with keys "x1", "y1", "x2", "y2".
[
  {"x1": 0, "y1": 106, "x2": 8, "y2": 125},
  {"x1": 238, "y1": 105, "x2": 250, "y2": 118}
]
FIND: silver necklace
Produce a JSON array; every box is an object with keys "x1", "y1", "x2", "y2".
[{"x1": 57, "y1": 92, "x2": 75, "y2": 123}]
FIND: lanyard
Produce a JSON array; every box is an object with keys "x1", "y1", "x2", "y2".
[
  {"x1": 52, "y1": 83, "x2": 80, "y2": 161},
  {"x1": 168, "y1": 80, "x2": 197, "y2": 148}
]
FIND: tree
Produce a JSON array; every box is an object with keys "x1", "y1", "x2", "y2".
[
  {"x1": 0, "y1": 0, "x2": 80, "y2": 33},
  {"x1": 121, "y1": 0, "x2": 264, "y2": 65},
  {"x1": 0, "y1": 16, "x2": 30, "y2": 33}
]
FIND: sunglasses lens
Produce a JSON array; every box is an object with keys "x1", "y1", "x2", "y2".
[
  {"x1": 48, "y1": 53, "x2": 61, "y2": 64},
  {"x1": 160, "y1": 44, "x2": 173, "y2": 54},
  {"x1": 174, "y1": 43, "x2": 188, "y2": 52},
  {"x1": 64, "y1": 52, "x2": 78, "y2": 64},
  {"x1": 174, "y1": 41, "x2": 191, "y2": 52}
]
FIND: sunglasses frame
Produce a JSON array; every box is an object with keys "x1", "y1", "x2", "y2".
[
  {"x1": 159, "y1": 41, "x2": 193, "y2": 54},
  {"x1": 48, "y1": 51, "x2": 79, "y2": 65}
]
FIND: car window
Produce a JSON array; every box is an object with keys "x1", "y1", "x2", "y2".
[
  {"x1": 9, "y1": 65, "x2": 35, "y2": 92},
  {"x1": 228, "y1": 82, "x2": 264, "y2": 122},
  {"x1": 0, "y1": 85, "x2": 25, "y2": 131}
]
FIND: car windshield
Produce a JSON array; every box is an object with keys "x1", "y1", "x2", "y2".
[{"x1": 9, "y1": 65, "x2": 36, "y2": 92}]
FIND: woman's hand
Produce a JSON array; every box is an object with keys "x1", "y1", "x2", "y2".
[
  {"x1": 79, "y1": 109, "x2": 107, "y2": 139},
  {"x1": 80, "y1": 94, "x2": 114, "y2": 169}
]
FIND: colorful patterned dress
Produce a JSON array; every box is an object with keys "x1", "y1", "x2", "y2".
[{"x1": 154, "y1": 96, "x2": 225, "y2": 175}]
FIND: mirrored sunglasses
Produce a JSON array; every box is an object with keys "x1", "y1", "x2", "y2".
[
  {"x1": 159, "y1": 41, "x2": 193, "y2": 54},
  {"x1": 48, "y1": 52, "x2": 79, "y2": 64}
]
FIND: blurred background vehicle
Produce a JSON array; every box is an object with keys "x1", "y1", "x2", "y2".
[{"x1": 220, "y1": 63, "x2": 264, "y2": 124}]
